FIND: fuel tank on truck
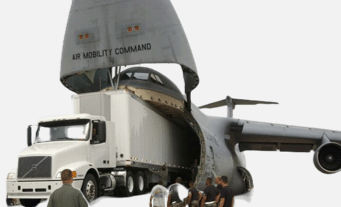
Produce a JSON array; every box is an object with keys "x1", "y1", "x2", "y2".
[{"x1": 60, "y1": 0, "x2": 199, "y2": 95}]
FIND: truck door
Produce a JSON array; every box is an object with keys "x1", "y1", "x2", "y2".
[{"x1": 90, "y1": 121, "x2": 110, "y2": 168}]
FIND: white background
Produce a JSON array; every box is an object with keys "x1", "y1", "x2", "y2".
[{"x1": 1, "y1": 0, "x2": 341, "y2": 206}]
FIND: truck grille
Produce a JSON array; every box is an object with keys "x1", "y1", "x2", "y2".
[{"x1": 18, "y1": 156, "x2": 52, "y2": 179}]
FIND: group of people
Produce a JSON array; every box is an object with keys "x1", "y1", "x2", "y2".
[
  {"x1": 46, "y1": 164, "x2": 233, "y2": 207},
  {"x1": 150, "y1": 176, "x2": 234, "y2": 207}
]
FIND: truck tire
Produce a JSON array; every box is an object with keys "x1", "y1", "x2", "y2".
[
  {"x1": 81, "y1": 174, "x2": 98, "y2": 202},
  {"x1": 121, "y1": 171, "x2": 135, "y2": 196},
  {"x1": 19, "y1": 199, "x2": 40, "y2": 207},
  {"x1": 134, "y1": 171, "x2": 146, "y2": 194},
  {"x1": 6, "y1": 197, "x2": 12, "y2": 206}
]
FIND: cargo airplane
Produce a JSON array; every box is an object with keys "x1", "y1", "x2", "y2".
[{"x1": 6, "y1": 0, "x2": 341, "y2": 206}]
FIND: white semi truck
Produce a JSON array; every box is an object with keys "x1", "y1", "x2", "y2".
[{"x1": 6, "y1": 88, "x2": 199, "y2": 206}]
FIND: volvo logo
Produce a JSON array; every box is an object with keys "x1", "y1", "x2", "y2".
[{"x1": 32, "y1": 164, "x2": 38, "y2": 171}]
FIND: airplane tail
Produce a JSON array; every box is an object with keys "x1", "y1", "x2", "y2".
[{"x1": 199, "y1": 96, "x2": 278, "y2": 118}]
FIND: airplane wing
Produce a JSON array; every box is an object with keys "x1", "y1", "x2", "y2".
[
  {"x1": 229, "y1": 119, "x2": 341, "y2": 174},
  {"x1": 200, "y1": 96, "x2": 341, "y2": 174},
  {"x1": 230, "y1": 119, "x2": 341, "y2": 152}
]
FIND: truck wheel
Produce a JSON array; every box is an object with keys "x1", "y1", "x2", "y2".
[
  {"x1": 134, "y1": 171, "x2": 146, "y2": 194},
  {"x1": 6, "y1": 197, "x2": 12, "y2": 206},
  {"x1": 81, "y1": 174, "x2": 98, "y2": 202},
  {"x1": 19, "y1": 199, "x2": 40, "y2": 207},
  {"x1": 121, "y1": 171, "x2": 135, "y2": 196}
]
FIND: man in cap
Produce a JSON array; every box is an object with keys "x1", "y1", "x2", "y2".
[
  {"x1": 47, "y1": 169, "x2": 88, "y2": 207},
  {"x1": 186, "y1": 180, "x2": 202, "y2": 207}
]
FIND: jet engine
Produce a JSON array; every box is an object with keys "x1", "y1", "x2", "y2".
[{"x1": 314, "y1": 142, "x2": 341, "y2": 174}]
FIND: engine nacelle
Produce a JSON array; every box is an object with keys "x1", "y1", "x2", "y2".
[{"x1": 314, "y1": 142, "x2": 341, "y2": 174}]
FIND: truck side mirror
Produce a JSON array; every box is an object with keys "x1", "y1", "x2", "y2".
[
  {"x1": 27, "y1": 125, "x2": 32, "y2": 146},
  {"x1": 98, "y1": 121, "x2": 106, "y2": 143}
]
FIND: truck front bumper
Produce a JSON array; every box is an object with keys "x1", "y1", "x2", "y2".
[{"x1": 7, "y1": 180, "x2": 83, "y2": 199}]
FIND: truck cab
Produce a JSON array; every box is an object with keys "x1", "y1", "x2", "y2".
[{"x1": 7, "y1": 114, "x2": 116, "y2": 206}]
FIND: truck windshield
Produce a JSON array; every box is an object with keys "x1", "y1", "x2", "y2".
[{"x1": 34, "y1": 119, "x2": 90, "y2": 143}]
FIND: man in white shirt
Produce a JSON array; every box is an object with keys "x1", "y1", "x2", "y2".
[{"x1": 150, "y1": 179, "x2": 168, "y2": 207}]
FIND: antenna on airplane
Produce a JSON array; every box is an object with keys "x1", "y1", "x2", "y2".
[
  {"x1": 114, "y1": 66, "x2": 122, "y2": 90},
  {"x1": 199, "y1": 96, "x2": 278, "y2": 118},
  {"x1": 107, "y1": 68, "x2": 115, "y2": 89}
]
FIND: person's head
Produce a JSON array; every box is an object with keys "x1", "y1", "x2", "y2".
[
  {"x1": 162, "y1": 164, "x2": 167, "y2": 171},
  {"x1": 175, "y1": 177, "x2": 183, "y2": 184},
  {"x1": 158, "y1": 179, "x2": 164, "y2": 185},
  {"x1": 189, "y1": 181, "x2": 194, "y2": 188},
  {"x1": 215, "y1": 176, "x2": 222, "y2": 184},
  {"x1": 194, "y1": 159, "x2": 198, "y2": 164},
  {"x1": 206, "y1": 177, "x2": 212, "y2": 186},
  {"x1": 221, "y1": 176, "x2": 228, "y2": 184},
  {"x1": 61, "y1": 169, "x2": 73, "y2": 184},
  {"x1": 92, "y1": 127, "x2": 97, "y2": 136}
]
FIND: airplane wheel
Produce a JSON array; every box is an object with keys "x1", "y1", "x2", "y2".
[
  {"x1": 134, "y1": 171, "x2": 146, "y2": 194},
  {"x1": 237, "y1": 166, "x2": 254, "y2": 192},
  {"x1": 19, "y1": 199, "x2": 40, "y2": 207},
  {"x1": 121, "y1": 171, "x2": 135, "y2": 196}
]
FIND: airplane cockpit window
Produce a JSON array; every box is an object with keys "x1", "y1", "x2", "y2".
[
  {"x1": 133, "y1": 72, "x2": 149, "y2": 80},
  {"x1": 116, "y1": 67, "x2": 184, "y2": 101},
  {"x1": 151, "y1": 73, "x2": 164, "y2": 85},
  {"x1": 120, "y1": 72, "x2": 133, "y2": 81}
]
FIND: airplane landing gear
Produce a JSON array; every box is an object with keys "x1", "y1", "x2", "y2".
[{"x1": 237, "y1": 166, "x2": 254, "y2": 192}]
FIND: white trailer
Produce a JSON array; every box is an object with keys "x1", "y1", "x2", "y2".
[
  {"x1": 74, "y1": 90, "x2": 196, "y2": 194},
  {"x1": 74, "y1": 90, "x2": 193, "y2": 169}
]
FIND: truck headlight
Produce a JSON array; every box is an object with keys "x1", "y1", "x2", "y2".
[
  {"x1": 56, "y1": 171, "x2": 77, "y2": 178},
  {"x1": 7, "y1": 173, "x2": 16, "y2": 180},
  {"x1": 56, "y1": 172, "x2": 61, "y2": 178}
]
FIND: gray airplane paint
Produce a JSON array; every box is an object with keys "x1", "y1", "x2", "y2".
[{"x1": 61, "y1": 0, "x2": 198, "y2": 94}]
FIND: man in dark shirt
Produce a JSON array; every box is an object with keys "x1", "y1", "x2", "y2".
[
  {"x1": 200, "y1": 178, "x2": 220, "y2": 207},
  {"x1": 190, "y1": 159, "x2": 199, "y2": 182},
  {"x1": 214, "y1": 176, "x2": 223, "y2": 191},
  {"x1": 218, "y1": 176, "x2": 234, "y2": 207},
  {"x1": 150, "y1": 164, "x2": 168, "y2": 187},
  {"x1": 186, "y1": 181, "x2": 202, "y2": 207}
]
